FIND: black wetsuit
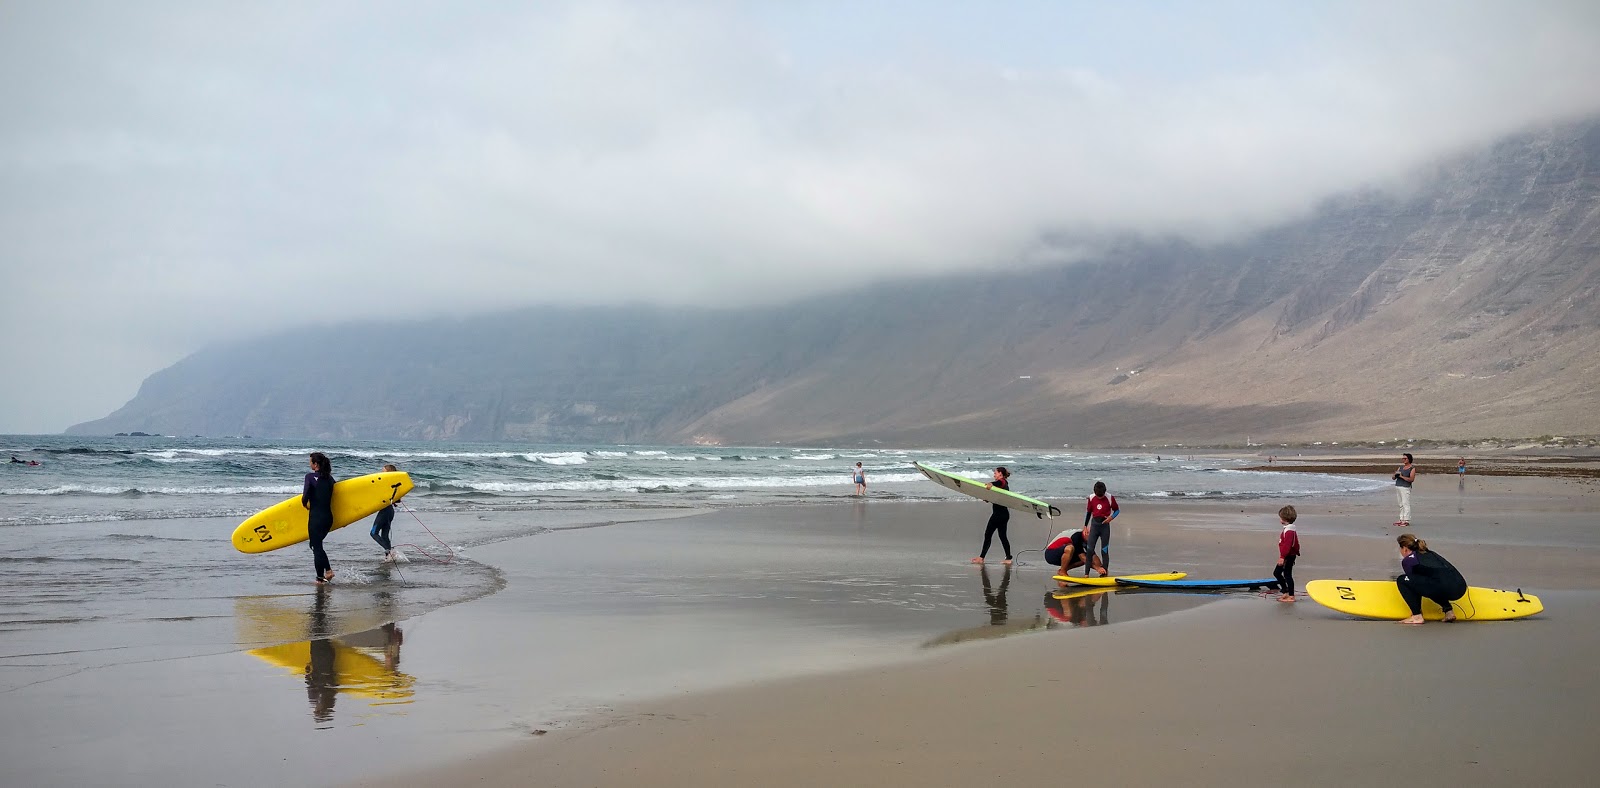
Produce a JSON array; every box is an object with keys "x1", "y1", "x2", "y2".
[
  {"x1": 370, "y1": 504, "x2": 394, "y2": 552},
  {"x1": 302, "y1": 471, "x2": 335, "y2": 580},
  {"x1": 978, "y1": 479, "x2": 1012, "y2": 560},
  {"x1": 1397, "y1": 550, "x2": 1467, "y2": 615}
]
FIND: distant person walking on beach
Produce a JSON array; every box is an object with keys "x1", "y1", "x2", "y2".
[
  {"x1": 1274, "y1": 505, "x2": 1301, "y2": 603},
  {"x1": 1083, "y1": 481, "x2": 1119, "y2": 575},
  {"x1": 852, "y1": 462, "x2": 867, "y2": 496},
  {"x1": 1393, "y1": 453, "x2": 1416, "y2": 527},
  {"x1": 971, "y1": 467, "x2": 1013, "y2": 566},
  {"x1": 370, "y1": 463, "x2": 399, "y2": 562},
  {"x1": 1395, "y1": 533, "x2": 1467, "y2": 625},
  {"x1": 302, "y1": 452, "x2": 336, "y2": 584},
  {"x1": 1457, "y1": 458, "x2": 1467, "y2": 476}
]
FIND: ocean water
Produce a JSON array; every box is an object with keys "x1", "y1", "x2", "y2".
[
  {"x1": 1, "y1": 435, "x2": 1383, "y2": 527},
  {"x1": 0, "y1": 435, "x2": 1383, "y2": 671}
]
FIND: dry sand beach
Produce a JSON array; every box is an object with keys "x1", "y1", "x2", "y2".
[{"x1": 353, "y1": 470, "x2": 1599, "y2": 788}]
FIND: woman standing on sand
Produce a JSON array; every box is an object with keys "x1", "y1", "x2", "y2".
[
  {"x1": 971, "y1": 467, "x2": 1013, "y2": 566},
  {"x1": 1393, "y1": 453, "x2": 1417, "y2": 527},
  {"x1": 303, "y1": 452, "x2": 336, "y2": 583},
  {"x1": 1395, "y1": 533, "x2": 1467, "y2": 625}
]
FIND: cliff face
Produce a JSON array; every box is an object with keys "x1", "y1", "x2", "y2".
[{"x1": 70, "y1": 120, "x2": 1600, "y2": 446}]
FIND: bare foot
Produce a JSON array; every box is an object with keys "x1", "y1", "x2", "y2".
[
  {"x1": 970, "y1": 557, "x2": 984, "y2": 564},
  {"x1": 1398, "y1": 614, "x2": 1425, "y2": 625},
  {"x1": 1278, "y1": 595, "x2": 1296, "y2": 603},
  {"x1": 1002, "y1": 558, "x2": 1013, "y2": 566},
  {"x1": 1443, "y1": 611, "x2": 1457, "y2": 623},
  {"x1": 323, "y1": 569, "x2": 335, "y2": 581}
]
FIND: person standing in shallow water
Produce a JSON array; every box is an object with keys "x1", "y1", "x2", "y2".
[
  {"x1": 1393, "y1": 453, "x2": 1417, "y2": 527},
  {"x1": 971, "y1": 467, "x2": 1013, "y2": 566},
  {"x1": 303, "y1": 452, "x2": 336, "y2": 583},
  {"x1": 852, "y1": 462, "x2": 867, "y2": 496},
  {"x1": 370, "y1": 463, "x2": 398, "y2": 562}
]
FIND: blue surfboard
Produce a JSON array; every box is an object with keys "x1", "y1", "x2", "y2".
[{"x1": 1115, "y1": 577, "x2": 1281, "y2": 590}]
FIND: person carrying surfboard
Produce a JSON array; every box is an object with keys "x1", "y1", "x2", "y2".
[
  {"x1": 1395, "y1": 533, "x2": 1467, "y2": 625},
  {"x1": 303, "y1": 452, "x2": 336, "y2": 584},
  {"x1": 1045, "y1": 524, "x2": 1105, "y2": 583},
  {"x1": 1083, "y1": 481, "x2": 1119, "y2": 575},
  {"x1": 371, "y1": 463, "x2": 399, "y2": 562},
  {"x1": 970, "y1": 467, "x2": 1014, "y2": 566}
]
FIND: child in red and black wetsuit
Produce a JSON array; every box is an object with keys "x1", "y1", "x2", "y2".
[
  {"x1": 1083, "y1": 481, "x2": 1118, "y2": 575},
  {"x1": 1274, "y1": 505, "x2": 1301, "y2": 603}
]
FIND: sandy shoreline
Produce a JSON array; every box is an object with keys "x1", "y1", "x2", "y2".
[
  {"x1": 3, "y1": 472, "x2": 1595, "y2": 787},
  {"x1": 345, "y1": 477, "x2": 1600, "y2": 788}
]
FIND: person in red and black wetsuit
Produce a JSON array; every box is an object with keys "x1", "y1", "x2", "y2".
[
  {"x1": 970, "y1": 467, "x2": 1013, "y2": 565},
  {"x1": 1274, "y1": 505, "x2": 1301, "y2": 603},
  {"x1": 1046, "y1": 525, "x2": 1105, "y2": 584},
  {"x1": 1083, "y1": 481, "x2": 1119, "y2": 575},
  {"x1": 302, "y1": 452, "x2": 336, "y2": 584}
]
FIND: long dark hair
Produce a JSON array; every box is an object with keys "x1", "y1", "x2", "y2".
[
  {"x1": 994, "y1": 466, "x2": 1010, "y2": 479},
  {"x1": 309, "y1": 452, "x2": 332, "y2": 476},
  {"x1": 1397, "y1": 533, "x2": 1429, "y2": 553}
]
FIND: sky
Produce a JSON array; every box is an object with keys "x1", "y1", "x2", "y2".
[{"x1": 3, "y1": 0, "x2": 1600, "y2": 433}]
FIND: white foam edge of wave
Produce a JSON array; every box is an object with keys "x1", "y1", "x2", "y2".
[{"x1": 435, "y1": 471, "x2": 930, "y2": 493}]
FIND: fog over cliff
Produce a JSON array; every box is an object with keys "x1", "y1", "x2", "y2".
[
  {"x1": 6, "y1": 2, "x2": 1600, "y2": 432},
  {"x1": 71, "y1": 119, "x2": 1600, "y2": 446}
]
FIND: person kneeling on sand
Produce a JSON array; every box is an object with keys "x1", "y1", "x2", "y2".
[
  {"x1": 1274, "y1": 505, "x2": 1301, "y2": 603},
  {"x1": 1396, "y1": 533, "x2": 1467, "y2": 625},
  {"x1": 1046, "y1": 525, "x2": 1105, "y2": 584}
]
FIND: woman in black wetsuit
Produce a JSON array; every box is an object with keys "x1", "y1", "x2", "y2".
[
  {"x1": 1396, "y1": 533, "x2": 1467, "y2": 625},
  {"x1": 303, "y1": 452, "x2": 336, "y2": 583},
  {"x1": 970, "y1": 466, "x2": 1013, "y2": 566}
]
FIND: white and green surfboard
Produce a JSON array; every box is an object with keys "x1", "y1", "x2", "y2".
[{"x1": 913, "y1": 461, "x2": 1062, "y2": 518}]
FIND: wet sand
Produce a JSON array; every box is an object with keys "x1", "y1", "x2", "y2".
[
  {"x1": 352, "y1": 477, "x2": 1600, "y2": 788},
  {"x1": 4, "y1": 477, "x2": 1597, "y2": 786}
]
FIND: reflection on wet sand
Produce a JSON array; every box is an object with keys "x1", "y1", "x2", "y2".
[
  {"x1": 1044, "y1": 587, "x2": 1221, "y2": 629},
  {"x1": 922, "y1": 566, "x2": 1046, "y2": 647},
  {"x1": 236, "y1": 590, "x2": 414, "y2": 725}
]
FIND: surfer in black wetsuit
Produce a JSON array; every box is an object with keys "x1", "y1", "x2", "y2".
[
  {"x1": 370, "y1": 463, "x2": 398, "y2": 561},
  {"x1": 971, "y1": 467, "x2": 1013, "y2": 566},
  {"x1": 1396, "y1": 533, "x2": 1467, "y2": 625},
  {"x1": 303, "y1": 452, "x2": 336, "y2": 583}
]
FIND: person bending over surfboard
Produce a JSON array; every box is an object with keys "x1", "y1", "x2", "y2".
[
  {"x1": 1395, "y1": 533, "x2": 1467, "y2": 625},
  {"x1": 1083, "y1": 481, "x2": 1119, "y2": 575},
  {"x1": 370, "y1": 463, "x2": 399, "y2": 562},
  {"x1": 1046, "y1": 525, "x2": 1105, "y2": 584},
  {"x1": 303, "y1": 452, "x2": 336, "y2": 584},
  {"x1": 971, "y1": 467, "x2": 1013, "y2": 565}
]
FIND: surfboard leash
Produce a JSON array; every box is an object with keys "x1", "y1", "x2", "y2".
[{"x1": 393, "y1": 502, "x2": 460, "y2": 565}]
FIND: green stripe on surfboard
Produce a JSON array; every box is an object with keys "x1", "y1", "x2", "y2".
[{"x1": 912, "y1": 462, "x2": 1061, "y2": 518}]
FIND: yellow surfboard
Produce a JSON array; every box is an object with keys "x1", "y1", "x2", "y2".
[
  {"x1": 231, "y1": 471, "x2": 414, "y2": 553},
  {"x1": 1305, "y1": 579, "x2": 1543, "y2": 621},
  {"x1": 1053, "y1": 571, "x2": 1187, "y2": 587}
]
